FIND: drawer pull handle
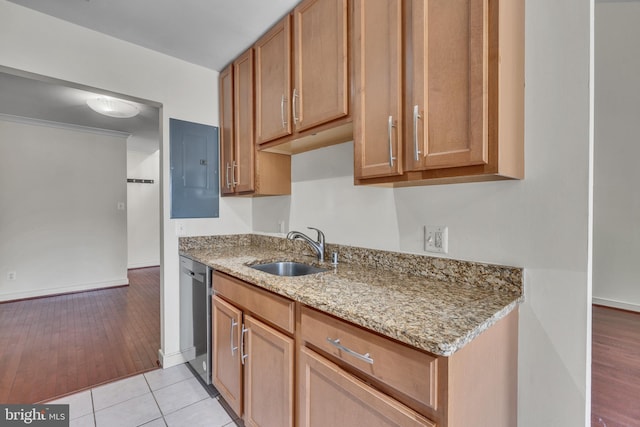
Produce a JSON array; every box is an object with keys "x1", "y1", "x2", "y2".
[
  {"x1": 225, "y1": 162, "x2": 232, "y2": 189},
  {"x1": 280, "y1": 94, "x2": 288, "y2": 129},
  {"x1": 230, "y1": 319, "x2": 238, "y2": 355},
  {"x1": 387, "y1": 115, "x2": 396, "y2": 168},
  {"x1": 231, "y1": 161, "x2": 238, "y2": 186},
  {"x1": 326, "y1": 337, "x2": 374, "y2": 364},
  {"x1": 292, "y1": 88, "x2": 299, "y2": 125},
  {"x1": 413, "y1": 105, "x2": 422, "y2": 162},
  {"x1": 241, "y1": 326, "x2": 249, "y2": 365}
]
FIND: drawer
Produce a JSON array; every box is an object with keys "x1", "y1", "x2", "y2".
[
  {"x1": 213, "y1": 272, "x2": 295, "y2": 334},
  {"x1": 300, "y1": 306, "x2": 439, "y2": 411},
  {"x1": 299, "y1": 346, "x2": 436, "y2": 427}
]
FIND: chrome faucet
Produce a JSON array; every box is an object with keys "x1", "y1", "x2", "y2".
[{"x1": 287, "y1": 227, "x2": 325, "y2": 262}]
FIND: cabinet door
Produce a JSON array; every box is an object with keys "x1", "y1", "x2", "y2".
[
  {"x1": 353, "y1": 0, "x2": 403, "y2": 179},
  {"x1": 405, "y1": 0, "x2": 488, "y2": 171},
  {"x1": 233, "y1": 49, "x2": 256, "y2": 193},
  {"x1": 212, "y1": 296, "x2": 243, "y2": 417},
  {"x1": 255, "y1": 16, "x2": 293, "y2": 145},
  {"x1": 243, "y1": 315, "x2": 294, "y2": 427},
  {"x1": 298, "y1": 347, "x2": 435, "y2": 427},
  {"x1": 219, "y1": 65, "x2": 235, "y2": 195},
  {"x1": 293, "y1": 0, "x2": 349, "y2": 132}
]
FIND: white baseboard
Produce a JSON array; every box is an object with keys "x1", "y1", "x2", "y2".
[
  {"x1": 128, "y1": 261, "x2": 161, "y2": 269},
  {"x1": 593, "y1": 297, "x2": 640, "y2": 313},
  {"x1": 158, "y1": 348, "x2": 192, "y2": 368},
  {"x1": 0, "y1": 277, "x2": 129, "y2": 302}
]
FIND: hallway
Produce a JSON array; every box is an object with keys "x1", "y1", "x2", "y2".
[
  {"x1": 591, "y1": 305, "x2": 640, "y2": 427},
  {"x1": 0, "y1": 267, "x2": 160, "y2": 403}
]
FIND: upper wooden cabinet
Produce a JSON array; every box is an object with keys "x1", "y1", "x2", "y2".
[
  {"x1": 219, "y1": 49, "x2": 291, "y2": 197},
  {"x1": 219, "y1": 53, "x2": 255, "y2": 194},
  {"x1": 405, "y1": 0, "x2": 488, "y2": 172},
  {"x1": 353, "y1": 0, "x2": 403, "y2": 179},
  {"x1": 255, "y1": 16, "x2": 293, "y2": 145},
  {"x1": 233, "y1": 50, "x2": 256, "y2": 193},
  {"x1": 252, "y1": 0, "x2": 353, "y2": 153},
  {"x1": 293, "y1": 0, "x2": 350, "y2": 132},
  {"x1": 354, "y1": 0, "x2": 524, "y2": 185},
  {"x1": 219, "y1": 64, "x2": 236, "y2": 196}
]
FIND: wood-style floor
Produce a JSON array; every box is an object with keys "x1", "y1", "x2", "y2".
[
  {"x1": 0, "y1": 267, "x2": 160, "y2": 404},
  {"x1": 592, "y1": 305, "x2": 640, "y2": 427}
]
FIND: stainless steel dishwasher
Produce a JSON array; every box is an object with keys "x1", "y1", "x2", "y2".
[{"x1": 179, "y1": 256, "x2": 212, "y2": 385}]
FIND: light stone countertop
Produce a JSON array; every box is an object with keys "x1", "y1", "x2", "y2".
[{"x1": 180, "y1": 234, "x2": 523, "y2": 357}]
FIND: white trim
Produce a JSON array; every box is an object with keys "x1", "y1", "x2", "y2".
[
  {"x1": 593, "y1": 297, "x2": 640, "y2": 313},
  {"x1": 0, "y1": 113, "x2": 131, "y2": 138},
  {"x1": 128, "y1": 261, "x2": 161, "y2": 270},
  {"x1": 0, "y1": 277, "x2": 129, "y2": 302},
  {"x1": 158, "y1": 348, "x2": 191, "y2": 369},
  {"x1": 586, "y1": 0, "x2": 595, "y2": 422}
]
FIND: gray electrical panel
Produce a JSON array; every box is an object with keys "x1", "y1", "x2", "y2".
[{"x1": 170, "y1": 118, "x2": 219, "y2": 218}]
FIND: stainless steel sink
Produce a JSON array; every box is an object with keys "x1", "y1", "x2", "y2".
[{"x1": 250, "y1": 261, "x2": 328, "y2": 276}]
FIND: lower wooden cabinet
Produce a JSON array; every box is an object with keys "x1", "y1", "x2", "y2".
[
  {"x1": 212, "y1": 273, "x2": 294, "y2": 427},
  {"x1": 298, "y1": 346, "x2": 435, "y2": 427},
  {"x1": 244, "y1": 315, "x2": 294, "y2": 427},
  {"x1": 212, "y1": 271, "x2": 518, "y2": 427},
  {"x1": 212, "y1": 296, "x2": 243, "y2": 416}
]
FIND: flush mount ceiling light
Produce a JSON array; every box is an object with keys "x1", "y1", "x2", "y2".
[{"x1": 86, "y1": 96, "x2": 140, "y2": 118}]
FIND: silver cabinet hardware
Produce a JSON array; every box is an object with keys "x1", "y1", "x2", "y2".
[
  {"x1": 225, "y1": 162, "x2": 232, "y2": 189},
  {"x1": 232, "y1": 161, "x2": 238, "y2": 186},
  {"x1": 413, "y1": 105, "x2": 422, "y2": 161},
  {"x1": 230, "y1": 319, "x2": 238, "y2": 355},
  {"x1": 388, "y1": 115, "x2": 397, "y2": 167},
  {"x1": 326, "y1": 337, "x2": 374, "y2": 364},
  {"x1": 281, "y1": 94, "x2": 288, "y2": 129},
  {"x1": 292, "y1": 88, "x2": 299, "y2": 125},
  {"x1": 241, "y1": 325, "x2": 249, "y2": 365}
]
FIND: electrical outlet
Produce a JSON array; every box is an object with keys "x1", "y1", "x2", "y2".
[
  {"x1": 424, "y1": 226, "x2": 448, "y2": 254},
  {"x1": 7, "y1": 271, "x2": 16, "y2": 281}
]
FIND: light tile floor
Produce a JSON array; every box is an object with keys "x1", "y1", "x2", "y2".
[{"x1": 49, "y1": 364, "x2": 239, "y2": 427}]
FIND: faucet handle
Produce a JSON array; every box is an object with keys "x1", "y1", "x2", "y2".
[{"x1": 307, "y1": 226, "x2": 325, "y2": 244}]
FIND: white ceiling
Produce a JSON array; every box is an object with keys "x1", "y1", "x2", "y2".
[
  {"x1": 6, "y1": 0, "x2": 301, "y2": 71},
  {"x1": 2, "y1": 0, "x2": 299, "y2": 138},
  {"x1": 0, "y1": 72, "x2": 160, "y2": 139}
]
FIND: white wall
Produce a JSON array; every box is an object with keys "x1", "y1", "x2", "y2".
[
  {"x1": 593, "y1": 1, "x2": 640, "y2": 312},
  {"x1": 0, "y1": 1, "x2": 594, "y2": 425},
  {"x1": 0, "y1": 0, "x2": 253, "y2": 367},
  {"x1": 0, "y1": 117, "x2": 128, "y2": 300},
  {"x1": 127, "y1": 135, "x2": 160, "y2": 269},
  {"x1": 256, "y1": 1, "x2": 594, "y2": 425}
]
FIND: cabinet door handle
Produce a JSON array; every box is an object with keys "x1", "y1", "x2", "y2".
[
  {"x1": 281, "y1": 94, "x2": 288, "y2": 129},
  {"x1": 232, "y1": 161, "x2": 238, "y2": 186},
  {"x1": 225, "y1": 162, "x2": 232, "y2": 189},
  {"x1": 388, "y1": 115, "x2": 397, "y2": 168},
  {"x1": 292, "y1": 88, "x2": 299, "y2": 125},
  {"x1": 326, "y1": 337, "x2": 374, "y2": 364},
  {"x1": 413, "y1": 105, "x2": 422, "y2": 162},
  {"x1": 241, "y1": 325, "x2": 249, "y2": 365},
  {"x1": 230, "y1": 319, "x2": 238, "y2": 355}
]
